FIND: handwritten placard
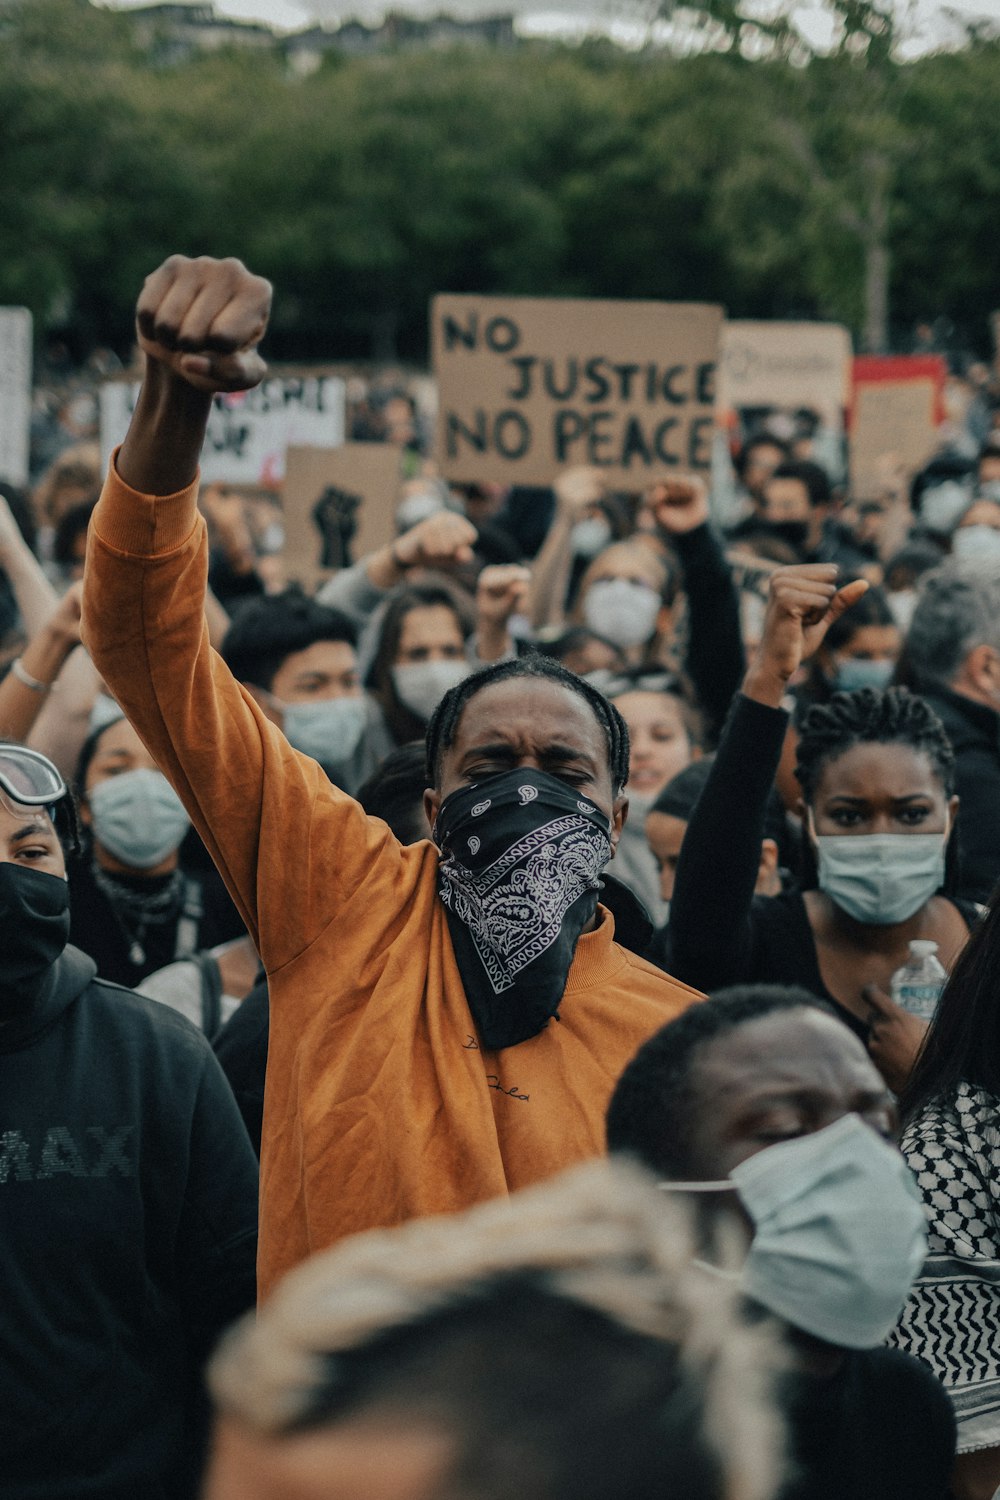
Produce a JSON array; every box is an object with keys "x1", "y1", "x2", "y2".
[
  {"x1": 100, "y1": 370, "x2": 346, "y2": 488},
  {"x1": 719, "y1": 321, "x2": 852, "y2": 428},
  {"x1": 850, "y1": 356, "x2": 947, "y2": 497},
  {"x1": 0, "y1": 308, "x2": 32, "y2": 487},
  {"x1": 282, "y1": 443, "x2": 403, "y2": 591},
  {"x1": 432, "y1": 294, "x2": 723, "y2": 486}
]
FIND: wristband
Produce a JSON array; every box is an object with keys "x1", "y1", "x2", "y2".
[{"x1": 10, "y1": 657, "x2": 53, "y2": 693}]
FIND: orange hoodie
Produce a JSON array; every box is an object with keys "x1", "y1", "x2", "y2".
[{"x1": 83, "y1": 459, "x2": 700, "y2": 1299}]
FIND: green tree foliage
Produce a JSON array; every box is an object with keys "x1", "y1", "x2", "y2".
[{"x1": 0, "y1": 0, "x2": 996, "y2": 359}]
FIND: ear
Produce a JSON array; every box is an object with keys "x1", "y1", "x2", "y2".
[
  {"x1": 965, "y1": 642, "x2": 999, "y2": 694},
  {"x1": 423, "y1": 787, "x2": 441, "y2": 836},
  {"x1": 947, "y1": 793, "x2": 960, "y2": 829},
  {"x1": 245, "y1": 682, "x2": 282, "y2": 728},
  {"x1": 608, "y1": 792, "x2": 628, "y2": 856},
  {"x1": 78, "y1": 796, "x2": 92, "y2": 829}
]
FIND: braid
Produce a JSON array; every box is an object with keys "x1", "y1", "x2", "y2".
[
  {"x1": 795, "y1": 686, "x2": 955, "y2": 804},
  {"x1": 425, "y1": 654, "x2": 630, "y2": 793}
]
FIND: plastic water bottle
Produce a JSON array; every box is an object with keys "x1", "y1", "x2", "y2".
[{"x1": 890, "y1": 940, "x2": 948, "y2": 1021}]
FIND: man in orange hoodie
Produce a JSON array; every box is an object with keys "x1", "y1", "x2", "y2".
[{"x1": 82, "y1": 255, "x2": 700, "y2": 1298}]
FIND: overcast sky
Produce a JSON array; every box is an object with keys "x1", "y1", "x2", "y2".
[{"x1": 104, "y1": 0, "x2": 1000, "y2": 50}]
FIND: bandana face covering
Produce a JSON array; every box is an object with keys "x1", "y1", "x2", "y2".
[{"x1": 434, "y1": 769, "x2": 613, "y2": 1049}]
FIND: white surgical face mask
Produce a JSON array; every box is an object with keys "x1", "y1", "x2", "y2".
[
  {"x1": 393, "y1": 659, "x2": 470, "y2": 722},
  {"x1": 952, "y1": 524, "x2": 1000, "y2": 563},
  {"x1": 583, "y1": 578, "x2": 661, "y2": 650},
  {"x1": 88, "y1": 768, "x2": 190, "y2": 871},
  {"x1": 279, "y1": 695, "x2": 367, "y2": 768},
  {"x1": 920, "y1": 479, "x2": 972, "y2": 533},
  {"x1": 661, "y1": 1115, "x2": 927, "y2": 1349},
  {"x1": 887, "y1": 589, "x2": 917, "y2": 633},
  {"x1": 570, "y1": 516, "x2": 612, "y2": 560}
]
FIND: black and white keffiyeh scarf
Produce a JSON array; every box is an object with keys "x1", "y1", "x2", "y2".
[{"x1": 433, "y1": 769, "x2": 613, "y2": 1050}]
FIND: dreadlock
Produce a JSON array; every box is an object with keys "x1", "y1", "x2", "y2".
[
  {"x1": 795, "y1": 686, "x2": 955, "y2": 805},
  {"x1": 425, "y1": 654, "x2": 630, "y2": 793}
]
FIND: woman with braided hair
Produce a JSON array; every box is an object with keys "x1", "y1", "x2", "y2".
[{"x1": 661, "y1": 563, "x2": 978, "y2": 1086}]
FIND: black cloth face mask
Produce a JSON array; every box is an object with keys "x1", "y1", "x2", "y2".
[
  {"x1": 0, "y1": 862, "x2": 70, "y2": 1015},
  {"x1": 433, "y1": 769, "x2": 613, "y2": 1050}
]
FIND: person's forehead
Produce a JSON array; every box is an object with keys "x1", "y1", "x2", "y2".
[
  {"x1": 614, "y1": 690, "x2": 685, "y2": 729},
  {"x1": 93, "y1": 716, "x2": 145, "y2": 757},
  {"x1": 764, "y1": 477, "x2": 809, "y2": 506},
  {"x1": 644, "y1": 810, "x2": 687, "y2": 849},
  {"x1": 694, "y1": 1009, "x2": 882, "y2": 1101},
  {"x1": 283, "y1": 639, "x2": 357, "y2": 676},
  {"x1": 452, "y1": 678, "x2": 606, "y2": 758},
  {"x1": 590, "y1": 545, "x2": 663, "y2": 586},
  {"x1": 814, "y1": 741, "x2": 941, "y2": 799},
  {"x1": 961, "y1": 499, "x2": 1000, "y2": 526},
  {"x1": 399, "y1": 606, "x2": 463, "y2": 641}
]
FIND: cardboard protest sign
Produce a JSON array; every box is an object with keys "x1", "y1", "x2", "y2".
[
  {"x1": 850, "y1": 355, "x2": 947, "y2": 497},
  {"x1": 100, "y1": 370, "x2": 346, "y2": 487},
  {"x1": 432, "y1": 295, "x2": 723, "y2": 487},
  {"x1": 719, "y1": 321, "x2": 852, "y2": 429},
  {"x1": 282, "y1": 443, "x2": 403, "y2": 591},
  {"x1": 0, "y1": 308, "x2": 32, "y2": 487}
]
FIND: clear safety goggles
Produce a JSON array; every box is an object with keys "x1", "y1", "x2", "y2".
[{"x1": 0, "y1": 743, "x2": 67, "y2": 813}]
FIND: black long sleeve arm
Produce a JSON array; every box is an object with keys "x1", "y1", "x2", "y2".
[
  {"x1": 672, "y1": 524, "x2": 745, "y2": 747},
  {"x1": 662, "y1": 693, "x2": 788, "y2": 991}
]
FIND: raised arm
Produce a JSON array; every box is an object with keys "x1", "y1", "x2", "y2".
[
  {"x1": 82, "y1": 257, "x2": 423, "y2": 971},
  {"x1": 648, "y1": 476, "x2": 745, "y2": 746},
  {"x1": 665, "y1": 565, "x2": 868, "y2": 990}
]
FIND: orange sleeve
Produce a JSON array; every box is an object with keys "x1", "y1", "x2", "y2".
[{"x1": 82, "y1": 453, "x2": 429, "y2": 975}]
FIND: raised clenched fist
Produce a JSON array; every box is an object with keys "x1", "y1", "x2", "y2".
[{"x1": 135, "y1": 255, "x2": 272, "y2": 395}]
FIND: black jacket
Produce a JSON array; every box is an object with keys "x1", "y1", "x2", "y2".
[
  {"x1": 920, "y1": 687, "x2": 1000, "y2": 905},
  {"x1": 0, "y1": 945, "x2": 258, "y2": 1500}
]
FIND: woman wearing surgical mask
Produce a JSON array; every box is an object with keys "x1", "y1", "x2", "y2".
[
  {"x1": 366, "y1": 567, "x2": 527, "y2": 751},
  {"x1": 662, "y1": 563, "x2": 978, "y2": 1084},
  {"x1": 69, "y1": 715, "x2": 244, "y2": 987},
  {"x1": 574, "y1": 543, "x2": 676, "y2": 664},
  {"x1": 792, "y1": 585, "x2": 901, "y2": 726}
]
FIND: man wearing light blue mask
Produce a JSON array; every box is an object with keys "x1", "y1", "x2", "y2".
[
  {"x1": 220, "y1": 588, "x2": 393, "y2": 795},
  {"x1": 608, "y1": 985, "x2": 957, "y2": 1500}
]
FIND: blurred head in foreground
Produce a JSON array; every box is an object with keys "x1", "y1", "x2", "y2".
[{"x1": 204, "y1": 1160, "x2": 783, "y2": 1500}]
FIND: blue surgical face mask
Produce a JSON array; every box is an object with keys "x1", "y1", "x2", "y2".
[
  {"x1": 88, "y1": 768, "x2": 190, "y2": 871},
  {"x1": 661, "y1": 1115, "x2": 927, "y2": 1349},
  {"x1": 812, "y1": 813, "x2": 949, "y2": 926},
  {"x1": 952, "y1": 524, "x2": 1000, "y2": 563},
  {"x1": 583, "y1": 578, "x2": 661, "y2": 650},
  {"x1": 833, "y1": 656, "x2": 895, "y2": 693},
  {"x1": 279, "y1": 695, "x2": 367, "y2": 768}
]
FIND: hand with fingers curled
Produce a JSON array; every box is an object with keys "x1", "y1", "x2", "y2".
[
  {"x1": 648, "y1": 474, "x2": 710, "y2": 536},
  {"x1": 744, "y1": 564, "x2": 870, "y2": 709},
  {"x1": 393, "y1": 510, "x2": 477, "y2": 572},
  {"x1": 864, "y1": 982, "x2": 929, "y2": 1094},
  {"x1": 476, "y1": 564, "x2": 532, "y2": 629},
  {"x1": 135, "y1": 254, "x2": 273, "y2": 395}
]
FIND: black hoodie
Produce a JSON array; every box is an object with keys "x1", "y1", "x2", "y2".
[{"x1": 0, "y1": 944, "x2": 258, "y2": 1500}]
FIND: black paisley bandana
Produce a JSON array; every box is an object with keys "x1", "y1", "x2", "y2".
[{"x1": 434, "y1": 769, "x2": 613, "y2": 1050}]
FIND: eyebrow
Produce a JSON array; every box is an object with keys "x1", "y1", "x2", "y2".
[
  {"x1": 12, "y1": 822, "x2": 53, "y2": 841},
  {"x1": 825, "y1": 793, "x2": 933, "y2": 805},
  {"x1": 462, "y1": 741, "x2": 597, "y2": 767}
]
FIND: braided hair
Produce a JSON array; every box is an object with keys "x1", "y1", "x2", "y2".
[
  {"x1": 425, "y1": 654, "x2": 630, "y2": 793},
  {"x1": 795, "y1": 686, "x2": 955, "y2": 805}
]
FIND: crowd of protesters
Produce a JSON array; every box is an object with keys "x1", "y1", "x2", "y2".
[{"x1": 2, "y1": 254, "x2": 1000, "y2": 1499}]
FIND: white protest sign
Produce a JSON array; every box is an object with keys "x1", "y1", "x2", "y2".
[
  {"x1": 719, "y1": 321, "x2": 852, "y2": 429},
  {"x1": 432, "y1": 294, "x2": 723, "y2": 487},
  {"x1": 100, "y1": 370, "x2": 346, "y2": 487},
  {"x1": 0, "y1": 308, "x2": 32, "y2": 487}
]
